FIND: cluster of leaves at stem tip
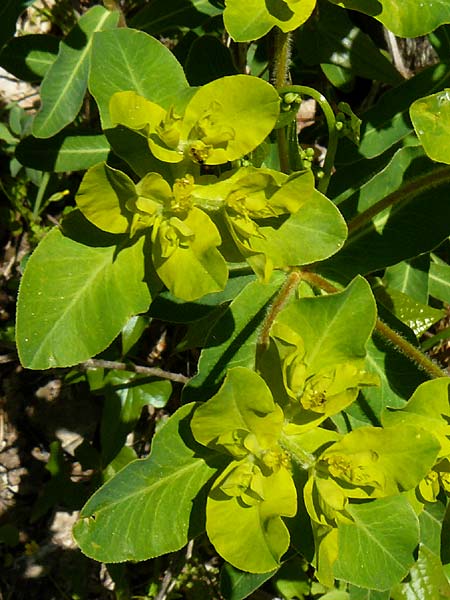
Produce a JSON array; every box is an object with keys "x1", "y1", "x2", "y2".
[{"x1": 11, "y1": 0, "x2": 450, "y2": 596}]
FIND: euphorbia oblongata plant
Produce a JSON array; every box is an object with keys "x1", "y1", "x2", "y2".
[{"x1": 13, "y1": 0, "x2": 450, "y2": 597}]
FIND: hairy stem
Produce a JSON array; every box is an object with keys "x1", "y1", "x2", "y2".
[
  {"x1": 271, "y1": 29, "x2": 292, "y2": 172},
  {"x1": 347, "y1": 165, "x2": 450, "y2": 239},
  {"x1": 272, "y1": 29, "x2": 291, "y2": 89},
  {"x1": 258, "y1": 269, "x2": 303, "y2": 351},
  {"x1": 374, "y1": 320, "x2": 447, "y2": 379},
  {"x1": 278, "y1": 85, "x2": 338, "y2": 194},
  {"x1": 298, "y1": 271, "x2": 448, "y2": 379}
]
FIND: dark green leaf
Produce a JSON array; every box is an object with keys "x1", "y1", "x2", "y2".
[
  {"x1": 185, "y1": 35, "x2": 237, "y2": 86},
  {"x1": 322, "y1": 147, "x2": 450, "y2": 281},
  {"x1": 0, "y1": 0, "x2": 36, "y2": 50},
  {"x1": 129, "y1": 0, "x2": 222, "y2": 34},
  {"x1": 183, "y1": 272, "x2": 285, "y2": 402},
  {"x1": 336, "y1": 62, "x2": 450, "y2": 165},
  {"x1": 0, "y1": 33, "x2": 59, "y2": 81},
  {"x1": 296, "y1": 1, "x2": 402, "y2": 86},
  {"x1": 16, "y1": 132, "x2": 110, "y2": 172},
  {"x1": 220, "y1": 563, "x2": 277, "y2": 600}
]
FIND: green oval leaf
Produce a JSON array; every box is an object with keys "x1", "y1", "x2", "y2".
[
  {"x1": 224, "y1": 0, "x2": 316, "y2": 42},
  {"x1": 16, "y1": 214, "x2": 151, "y2": 369},
  {"x1": 333, "y1": 495, "x2": 420, "y2": 590},
  {"x1": 181, "y1": 75, "x2": 280, "y2": 165},
  {"x1": 89, "y1": 28, "x2": 188, "y2": 130},
  {"x1": 74, "y1": 403, "x2": 226, "y2": 562}
]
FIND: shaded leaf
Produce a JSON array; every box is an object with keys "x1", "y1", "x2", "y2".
[
  {"x1": 16, "y1": 132, "x2": 110, "y2": 172},
  {"x1": 336, "y1": 62, "x2": 450, "y2": 165},
  {"x1": 183, "y1": 272, "x2": 285, "y2": 402},
  {"x1": 296, "y1": 1, "x2": 402, "y2": 86},
  {"x1": 220, "y1": 563, "x2": 277, "y2": 600},
  {"x1": 0, "y1": 33, "x2": 59, "y2": 81},
  {"x1": 129, "y1": 0, "x2": 222, "y2": 34},
  {"x1": 0, "y1": 0, "x2": 36, "y2": 50},
  {"x1": 323, "y1": 147, "x2": 450, "y2": 281}
]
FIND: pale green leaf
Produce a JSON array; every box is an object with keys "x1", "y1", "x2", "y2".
[
  {"x1": 274, "y1": 276, "x2": 376, "y2": 374},
  {"x1": 152, "y1": 207, "x2": 228, "y2": 301},
  {"x1": 382, "y1": 378, "x2": 450, "y2": 458},
  {"x1": 191, "y1": 367, "x2": 284, "y2": 456},
  {"x1": 16, "y1": 214, "x2": 151, "y2": 369},
  {"x1": 74, "y1": 403, "x2": 226, "y2": 562},
  {"x1": 207, "y1": 465, "x2": 296, "y2": 572},
  {"x1": 32, "y1": 6, "x2": 119, "y2": 138},
  {"x1": 181, "y1": 75, "x2": 280, "y2": 165},
  {"x1": 224, "y1": 0, "x2": 316, "y2": 42},
  {"x1": 318, "y1": 424, "x2": 440, "y2": 498},
  {"x1": 411, "y1": 89, "x2": 450, "y2": 164},
  {"x1": 76, "y1": 162, "x2": 134, "y2": 234}
]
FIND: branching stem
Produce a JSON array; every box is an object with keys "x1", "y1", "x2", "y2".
[
  {"x1": 278, "y1": 85, "x2": 338, "y2": 194},
  {"x1": 82, "y1": 358, "x2": 190, "y2": 384}
]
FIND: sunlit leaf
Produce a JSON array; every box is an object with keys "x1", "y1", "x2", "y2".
[{"x1": 74, "y1": 403, "x2": 226, "y2": 562}]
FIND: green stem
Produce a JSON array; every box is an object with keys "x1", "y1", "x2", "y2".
[
  {"x1": 279, "y1": 431, "x2": 316, "y2": 469},
  {"x1": 272, "y1": 29, "x2": 292, "y2": 172},
  {"x1": 299, "y1": 271, "x2": 448, "y2": 380},
  {"x1": 347, "y1": 165, "x2": 450, "y2": 240},
  {"x1": 277, "y1": 128, "x2": 290, "y2": 174},
  {"x1": 33, "y1": 171, "x2": 51, "y2": 221},
  {"x1": 278, "y1": 85, "x2": 338, "y2": 194},
  {"x1": 272, "y1": 29, "x2": 291, "y2": 89}
]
